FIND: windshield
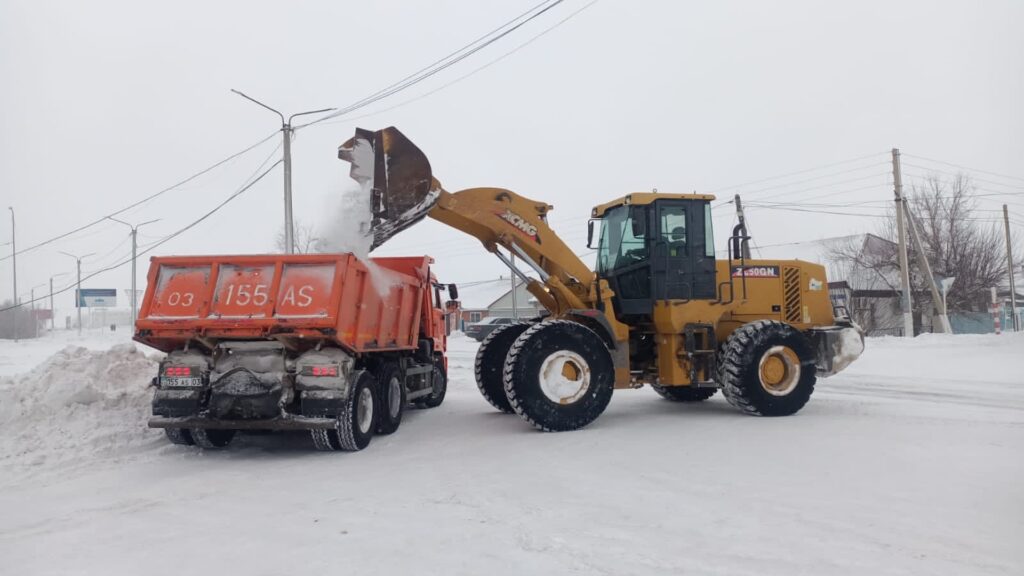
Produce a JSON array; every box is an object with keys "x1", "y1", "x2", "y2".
[{"x1": 597, "y1": 206, "x2": 647, "y2": 274}]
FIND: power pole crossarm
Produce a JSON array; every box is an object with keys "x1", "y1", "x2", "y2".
[{"x1": 892, "y1": 148, "x2": 915, "y2": 337}]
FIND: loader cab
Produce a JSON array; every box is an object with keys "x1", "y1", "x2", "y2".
[{"x1": 593, "y1": 193, "x2": 717, "y2": 317}]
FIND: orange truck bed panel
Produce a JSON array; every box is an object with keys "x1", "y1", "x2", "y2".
[{"x1": 135, "y1": 253, "x2": 432, "y2": 354}]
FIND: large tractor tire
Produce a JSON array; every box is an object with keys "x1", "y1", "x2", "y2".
[
  {"x1": 375, "y1": 363, "x2": 405, "y2": 435},
  {"x1": 652, "y1": 385, "x2": 718, "y2": 402},
  {"x1": 164, "y1": 428, "x2": 195, "y2": 446},
  {"x1": 502, "y1": 320, "x2": 614, "y2": 432},
  {"x1": 474, "y1": 322, "x2": 530, "y2": 413},
  {"x1": 719, "y1": 320, "x2": 817, "y2": 416},
  {"x1": 310, "y1": 370, "x2": 378, "y2": 451},
  {"x1": 190, "y1": 428, "x2": 236, "y2": 449},
  {"x1": 415, "y1": 363, "x2": 447, "y2": 409}
]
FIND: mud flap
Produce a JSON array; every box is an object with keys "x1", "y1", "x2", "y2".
[{"x1": 338, "y1": 127, "x2": 441, "y2": 249}]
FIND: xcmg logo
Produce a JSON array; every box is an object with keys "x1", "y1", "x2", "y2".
[{"x1": 497, "y1": 209, "x2": 539, "y2": 242}]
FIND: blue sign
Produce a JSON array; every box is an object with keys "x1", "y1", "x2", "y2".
[{"x1": 77, "y1": 288, "x2": 117, "y2": 308}]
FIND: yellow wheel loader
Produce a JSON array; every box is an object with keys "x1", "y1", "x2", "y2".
[{"x1": 339, "y1": 127, "x2": 864, "y2": 432}]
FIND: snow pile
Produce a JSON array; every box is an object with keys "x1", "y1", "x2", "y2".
[{"x1": 0, "y1": 343, "x2": 161, "y2": 479}]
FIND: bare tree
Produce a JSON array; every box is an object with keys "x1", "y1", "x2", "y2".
[
  {"x1": 274, "y1": 221, "x2": 321, "y2": 254},
  {"x1": 828, "y1": 174, "x2": 1020, "y2": 321}
]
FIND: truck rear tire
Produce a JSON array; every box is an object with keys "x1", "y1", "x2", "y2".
[
  {"x1": 652, "y1": 385, "x2": 718, "y2": 402},
  {"x1": 475, "y1": 322, "x2": 530, "y2": 413},
  {"x1": 502, "y1": 320, "x2": 614, "y2": 432},
  {"x1": 416, "y1": 364, "x2": 447, "y2": 408},
  {"x1": 719, "y1": 320, "x2": 817, "y2": 416},
  {"x1": 164, "y1": 428, "x2": 194, "y2": 446},
  {"x1": 375, "y1": 363, "x2": 405, "y2": 435},
  {"x1": 190, "y1": 428, "x2": 235, "y2": 449},
  {"x1": 311, "y1": 370, "x2": 377, "y2": 451}
]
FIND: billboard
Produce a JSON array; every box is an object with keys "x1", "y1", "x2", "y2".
[{"x1": 77, "y1": 288, "x2": 117, "y2": 308}]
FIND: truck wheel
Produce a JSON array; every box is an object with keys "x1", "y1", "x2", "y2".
[
  {"x1": 652, "y1": 385, "x2": 718, "y2": 402},
  {"x1": 719, "y1": 320, "x2": 817, "y2": 416},
  {"x1": 375, "y1": 363, "x2": 406, "y2": 435},
  {"x1": 164, "y1": 428, "x2": 194, "y2": 446},
  {"x1": 190, "y1": 428, "x2": 235, "y2": 449},
  {"x1": 475, "y1": 322, "x2": 530, "y2": 413},
  {"x1": 311, "y1": 370, "x2": 377, "y2": 452},
  {"x1": 502, "y1": 320, "x2": 614, "y2": 432},
  {"x1": 416, "y1": 364, "x2": 447, "y2": 408}
]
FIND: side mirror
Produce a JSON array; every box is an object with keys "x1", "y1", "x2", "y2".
[
  {"x1": 447, "y1": 283, "x2": 459, "y2": 300},
  {"x1": 587, "y1": 220, "x2": 595, "y2": 248},
  {"x1": 630, "y1": 206, "x2": 647, "y2": 237}
]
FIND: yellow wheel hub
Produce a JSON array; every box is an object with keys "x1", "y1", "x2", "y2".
[{"x1": 758, "y1": 345, "x2": 801, "y2": 396}]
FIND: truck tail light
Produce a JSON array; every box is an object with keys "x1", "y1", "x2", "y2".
[
  {"x1": 164, "y1": 366, "x2": 193, "y2": 376},
  {"x1": 309, "y1": 365, "x2": 338, "y2": 377}
]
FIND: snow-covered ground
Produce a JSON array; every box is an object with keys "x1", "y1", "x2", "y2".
[{"x1": 0, "y1": 331, "x2": 1021, "y2": 575}]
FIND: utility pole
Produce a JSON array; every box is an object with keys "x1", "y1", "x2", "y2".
[
  {"x1": 29, "y1": 283, "x2": 45, "y2": 338},
  {"x1": 60, "y1": 251, "x2": 94, "y2": 336},
  {"x1": 108, "y1": 217, "x2": 159, "y2": 327},
  {"x1": 734, "y1": 194, "x2": 752, "y2": 260},
  {"x1": 892, "y1": 149, "x2": 914, "y2": 337},
  {"x1": 7, "y1": 207, "x2": 16, "y2": 342},
  {"x1": 231, "y1": 89, "x2": 334, "y2": 254},
  {"x1": 50, "y1": 272, "x2": 68, "y2": 332},
  {"x1": 1005, "y1": 205, "x2": 1019, "y2": 331},
  {"x1": 903, "y1": 201, "x2": 952, "y2": 333}
]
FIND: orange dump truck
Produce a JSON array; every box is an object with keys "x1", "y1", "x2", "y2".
[{"x1": 134, "y1": 253, "x2": 455, "y2": 452}]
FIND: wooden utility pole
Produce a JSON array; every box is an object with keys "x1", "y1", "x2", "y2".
[
  {"x1": 1004, "y1": 205, "x2": 1018, "y2": 331},
  {"x1": 892, "y1": 149, "x2": 914, "y2": 337}
]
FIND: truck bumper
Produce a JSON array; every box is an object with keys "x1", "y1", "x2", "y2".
[
  {"x1": 148, "y1": 415, "x2": 336, "y2": 431},
  {"x1": 807, "y1": 324, "x2": 865, "y2": 377}
]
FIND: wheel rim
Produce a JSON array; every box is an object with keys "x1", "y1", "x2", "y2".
[
  {"x1": 357, "y1": 386, "x2": 374, "y2": 434},
  {"x1": 758, "y1": 345, "x2": 801, "y2": 396},
  {"x1": 388, "y1": 376, "x2": 402, "y2": 417},
  {"x1": 537, "y1": 350, "x2": 591, "y2": 405}
]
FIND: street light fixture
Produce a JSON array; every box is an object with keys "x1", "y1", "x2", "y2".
[
  {"x1": 107, "y1": 217, "x2": 160, "y2": 327},
  {"x1": 59, "y1": 251, "x2": 95, "y2": 336},
  {"x1": 231, "y1": 89, "x2": 335, "y2": 254}
]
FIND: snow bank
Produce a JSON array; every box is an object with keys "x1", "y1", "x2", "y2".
[{"x1": 0, "y1": 343, "x2": 161, "y2": 480}]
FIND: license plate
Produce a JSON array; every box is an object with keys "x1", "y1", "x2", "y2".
[{"x1": 162, "y1": 376, "x2": 203, "y2": 388}]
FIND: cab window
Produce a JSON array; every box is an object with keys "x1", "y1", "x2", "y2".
[
  {"x1": 597, "y1": 207, "x2": 647, "y2": 273},
  {"x1": 660, "y1": 205, "x2": 687, "y2": 257}
]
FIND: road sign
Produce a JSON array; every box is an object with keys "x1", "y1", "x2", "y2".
[{"x1": 77, "y1": 288, "x2": 117, "y2": 308}]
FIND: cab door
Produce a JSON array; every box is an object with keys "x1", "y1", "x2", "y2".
[{"x1": 652, "y1": 200, "x2": 716, "y2": 300}]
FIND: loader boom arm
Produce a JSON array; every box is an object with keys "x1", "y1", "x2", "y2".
[
  {"x1": 339, "y1": 126, "x2": 598, "y2": 317},
  {"x1": 429, "y1": 186, "x2": 596, "y2": 314}
]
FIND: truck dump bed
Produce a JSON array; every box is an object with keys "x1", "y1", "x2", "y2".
[{"x1": 135, "y1": 253, "x2": 432, "y2": 354}]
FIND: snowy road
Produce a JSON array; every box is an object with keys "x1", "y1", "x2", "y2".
[{"x1": 0, "y1": 331, "x2": 1021, "y2": 575}]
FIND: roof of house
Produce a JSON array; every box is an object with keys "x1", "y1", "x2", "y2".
[{"x1": 455, "y1": 278, "x2": 525, "y2": 310}]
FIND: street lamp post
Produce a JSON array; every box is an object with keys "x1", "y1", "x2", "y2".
[
  {"x1": 60, "y1": 251, "x2": 95, "y2": 336},
  {"x1": 231, "y1": 89, "x2": 334, "y2": 254},
  {"x1": 50, "y1": 272, "x2": 68, "y2": 332},
  {"x1": 107, "y1": 217, "x2": 159, "y2": 327}
]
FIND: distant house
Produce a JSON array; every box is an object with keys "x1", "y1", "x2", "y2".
[
  {"x1": 748, "y1": 234, "x2": 907, "y2": 336},
  {"x1": 450, "y1": 277, "x2": 545, "y2": 331}
]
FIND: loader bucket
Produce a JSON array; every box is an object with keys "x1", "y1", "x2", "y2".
[{"x1": 338, "y1": 127, "x2": 441, "y2": 249}]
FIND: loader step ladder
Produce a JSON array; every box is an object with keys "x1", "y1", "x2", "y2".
[{"x1": 683, "y1": 323, "x2": 718, "y2": 388}]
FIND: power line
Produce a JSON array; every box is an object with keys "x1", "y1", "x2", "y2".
[
  {"x1": 1, "y1": 158, "x2": 282, "y2": 313},
  {"x1": 706, "y1": 151, "x2": 887, "y2": 198},
  {"x1": 297, "y1": 0, "x2": 570, "y2": 130},
  {"x1": 0, "y1": 130, "x2": 279, "y2": 263},
  {"x1": 310, "y1": 0, "x2": 600, "y2": 129},
  {"x1": 902, "y1": 153, "x2": 1024, "y2": 185}
]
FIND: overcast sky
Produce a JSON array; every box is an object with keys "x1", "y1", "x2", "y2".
[{"x1": 1, "y1": 0, "x2": 1021, "y2": 314}]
